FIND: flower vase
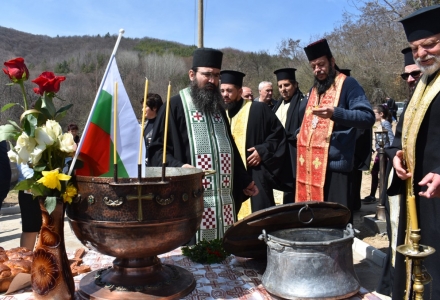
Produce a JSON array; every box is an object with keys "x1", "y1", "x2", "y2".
[{"x1": 31, "y1": 197, "x2": 75, "y2": 300}]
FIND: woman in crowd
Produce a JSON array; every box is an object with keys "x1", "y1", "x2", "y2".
[
  {"x1": 141, "y1": 93, "x2": 163, "y2": 166},
  {"x1": 362, "y1": 105, "x2": 394, "y2": 204}
]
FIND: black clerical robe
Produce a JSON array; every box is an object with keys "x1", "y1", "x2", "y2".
[
  {"x1": 381, "y1": 71, "x2": 440, "y2": 300},
  {"x1": 272, "y1": 89, "x2": 308, "y2": 202},
  {"x1": 228, "y1": 99, "x2": 290, "y2": 212}
]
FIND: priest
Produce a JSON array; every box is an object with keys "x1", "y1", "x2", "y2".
[
  {"x1": 297, "y1": 39, "x2": 375, "y2": 218},
  {"x1": 382, "y1": 5, "x2": 440, "y2": 299},
  {"x1": 149, "y1": 48, "x2": 258, "y2": 243},
  {"x1": 220, "y1": 70, "x2": 290, "y2": 218},
  {"x1": 272, "y1": 68, "x2": 307, "y2": 203}
]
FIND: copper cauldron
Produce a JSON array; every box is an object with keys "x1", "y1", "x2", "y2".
[{"x1": 66, "y1": 167, "x2": 204, "y2": 300}]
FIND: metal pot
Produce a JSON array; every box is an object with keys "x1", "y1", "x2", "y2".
[{"x1": 259, "y1": 224, "x2": 360, "y2": 300}]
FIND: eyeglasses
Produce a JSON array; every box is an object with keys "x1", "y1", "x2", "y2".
[
  {"x1": 400, "y1": 70, "x2": 422, "y2": 80},
  {"x1": 198, "y1": 72, "x2": 220, "y2": 80}
]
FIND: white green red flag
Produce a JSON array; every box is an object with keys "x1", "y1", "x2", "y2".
[{"x1": 75, "y1": 57, "x2": 144, "y2": 177}]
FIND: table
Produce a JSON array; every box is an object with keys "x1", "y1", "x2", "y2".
[{"x1": 0, "y1": 248, "x2": 383, "y2": 300}]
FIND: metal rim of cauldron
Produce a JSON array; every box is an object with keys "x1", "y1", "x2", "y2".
[
  {"x1": 261, "y1": 224, "x2": 354, "y2": 248},
  {"x1": 74, "y1": 166, "x2": 205, "y2": 183}
]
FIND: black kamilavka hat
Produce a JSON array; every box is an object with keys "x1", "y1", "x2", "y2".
[
  {"x1": 192, "y1": 48, "x2": 223, "y2": 69},
  {"x1": 335, "y1": 65, "x2": 351, "y2": 76},
  {"x1": 304, "y1": 39, "x2": 332, "y2": 61},
  {"x1": 401, "y1": 47, "x2": 415, "y2": 66},
  {"x1": 220, "y1": 70, "x2": 245, "y2": 87},
  {"x1": 274, "y1": 68, "x2": 297, "y2": 81},
  {"x1": 399, "y1": 5, "x2": 440, "y2": 42},
  {"x1": 339, "y1": 69, "x2": 351, "y2": 76}
]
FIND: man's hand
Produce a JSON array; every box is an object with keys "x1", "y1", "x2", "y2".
[
  {"x1": 182, "y1": 164, "x2": 195, "y2": 168},
  {"x1": 312, "y1": 106, "x2": 334, "y2": 119},
  {"x1": 393, "y1": 150, "x2": 411, "y2": 180},
  {"x1": 419, "y1": 172, "x2": 440, "y2": 198},
  {"x1": 243, "y1": 181, "x2": 259, "y2": 196},
  {"x1": 247, "y1": 147, "x2": 261, "y2": 167}
]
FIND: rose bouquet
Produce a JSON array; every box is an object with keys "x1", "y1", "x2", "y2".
[{"x1": 1, "y1": 57, "x2": 77, "y2": 214}]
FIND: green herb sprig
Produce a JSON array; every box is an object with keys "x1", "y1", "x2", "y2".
[{"x1": 181, "y1": 238, "x2": 229, "y2": 264}]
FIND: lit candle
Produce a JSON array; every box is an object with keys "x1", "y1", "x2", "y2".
[
  {"x1": 113, "y1": 82, "x2": 118, "y2": 165},
  {"x1": 138, "y1": 78, "x2": 149, "y2": 165},
  {"x1": 162, "y1": 81, "x2": 171, "y2": 165},
  {"x1": 408, "y1": 195, "x2": 418, "y2": 230}
]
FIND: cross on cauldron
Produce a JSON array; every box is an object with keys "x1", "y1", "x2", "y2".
[{"x1": 126, "y1": 185, "x2": 154, "y2": 221}]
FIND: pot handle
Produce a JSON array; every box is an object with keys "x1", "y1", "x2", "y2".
[
  {"x1": 344, "y1": 223, "x2": 355, "y2": 237},
  {"x1": 204, "y1": 169, "x2": 216, "y2": 176},
  {"x1": 258, "y1": 230, "x2": 285, "y2": 252},
  {"x1": 298, "y1": 204, "x2": 314, "y2": 224},
  {"x1": 258, "y1": 229, "x2": 268, "y2": 244}
]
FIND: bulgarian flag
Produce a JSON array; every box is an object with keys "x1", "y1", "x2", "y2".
[{"x1": 74, "y1": 57, "x2": 144, "y2": 177}]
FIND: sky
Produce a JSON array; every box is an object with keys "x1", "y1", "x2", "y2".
[{"x1": 1, "y1": 0, "x2": 360, "y2": 55}]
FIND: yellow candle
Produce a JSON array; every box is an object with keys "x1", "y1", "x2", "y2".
[
  {"x1": 162, "y1": 81, "x2": 171, "y2": 164},
  {"x1": 408, "y1": 195, "x2": 418, "y2": 230},
  {"x1": 113, "y1": 82, "x2": 118, "y2": 165},
  {"x1": 138, "y1": 78, "x2": 149, "y2": 165}
]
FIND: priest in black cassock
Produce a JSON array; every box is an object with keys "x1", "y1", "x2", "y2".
[
  {"x1": 380, "y1": 5, "x2": 440, "y2": 299},
  {"x1": 148, "y1": 48, "x2": 258, "y2": 243},
  {"x1": 220, "y1": 70, "x2": 290, "y2": 218},
  {"x1": 272, "y1": 68, "x2": 308, "y2": 203}
]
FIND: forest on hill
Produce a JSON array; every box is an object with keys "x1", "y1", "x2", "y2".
[{"x1": 1, "y1": 0, "x2": 439, "y2": 135}]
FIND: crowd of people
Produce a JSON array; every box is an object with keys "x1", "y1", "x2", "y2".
[
  {"x1": 145, "y1": 4, "x2": 440, "y2": 299},
  {"x1": 148, "y1": 38, "x2": 376, "y2": 233}
]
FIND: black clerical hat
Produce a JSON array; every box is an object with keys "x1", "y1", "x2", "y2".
[
  {"x1": 334, "y1": 65, "x2": 351, "y2": 76},
  {"x1": 220, "y1": 70, "x2": 245, "y2": 87},
  {"x1": 339, "y1": 69, "x2": 351, "y2": 76},
  {"x1": 192, "y1": 48, "x2": 223, "y2": 69},
  {"x1": 399, "y1": 5, "x2": 440, "y2": 42},
  {"x1": 401, "y1": 47, "x2": 415, "y2": 66},
  {"x1": 304, "y1": 39, "x2": 332, "y2": 61},
  {"x1": 274, "y1": 68, "x2": 297, "y2": 81}
]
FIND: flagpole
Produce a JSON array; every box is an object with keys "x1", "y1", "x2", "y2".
[
  {"x1": 68, "y1": 29, "x2": 125, "y2": 176},
  {"x1": 113, "y1": 81, "x2": 119, "y2": 183}
]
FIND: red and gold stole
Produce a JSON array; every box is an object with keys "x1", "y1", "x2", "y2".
[{"x1": 296, "y1": 73, "x2": 346, "y2": 202}]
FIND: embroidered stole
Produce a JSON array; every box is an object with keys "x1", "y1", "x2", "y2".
[
  {"x1": 180, "y1": 87, "x2": 235, "y2": 242},
  {"x1": 401, "y1": 71, "x2": 440, "y2": 299},
  {"x1": 296, "y1": 73, "x2": 346, "y2": 202},
  {"x1": 227, "y1": 99, "x2": 252, "y2": 219}
]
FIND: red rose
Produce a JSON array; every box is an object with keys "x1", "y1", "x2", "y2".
[
  {"x1": 32, "y1": 71, "x2": 66, "y2": 95},
  {"x1": 3, "y1": 57, "x2": 29, "y2": 83}
]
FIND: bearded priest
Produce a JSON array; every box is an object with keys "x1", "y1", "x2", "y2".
[{"x1": 149, "y1": 48, "x2": 258, "y2": 244}]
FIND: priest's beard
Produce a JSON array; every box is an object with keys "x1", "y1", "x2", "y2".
[
  {"x1": 224, "y1": 101, "x2": 239, "y2": 110},
  {"x1": 190, "y1": 79, "x2": 224, "y2": 114},
  {"x1": 314, "y1": 64, "x2": 337, "y2": 95},
  {"x1": 223, "y1": 95, "x2": 240, "y2": 110},
  {"x1": 408, "y1": 81, "x2": 418, "y2": 98},
  {"x1": 416, "y1": 54, "x2": 440, "y2": 76}
]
